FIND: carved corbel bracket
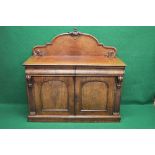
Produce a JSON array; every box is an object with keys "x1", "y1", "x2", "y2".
[
  {"x1": 116, "y1": 76, "x2": 123, "y2": 89},
  {"x1": 26, "y1": 75, "x2": 33, "y2": 88}
]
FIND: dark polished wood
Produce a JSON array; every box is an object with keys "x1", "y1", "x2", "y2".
[
  {"x1": 75, "y1": 77, "x2": 115, "y2": 115},
  {"x1": 23, "y1": 29, "x2": 126, "y2": 122}
]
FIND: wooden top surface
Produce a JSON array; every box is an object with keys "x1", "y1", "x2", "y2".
[{"x1": 23, "y1": 56, "x2": 126, "y2": 67}]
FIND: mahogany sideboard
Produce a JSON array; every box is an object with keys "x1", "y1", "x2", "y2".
[{"x1": 23, "y1": 29, "x2": 126, "y2": 122}]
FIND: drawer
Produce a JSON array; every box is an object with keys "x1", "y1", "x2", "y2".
[
  {"x1": 75, "y1": 66, "x2": 125, "y2": 76},
  {"x1": 25, "y1": 66, "x2": 75, "y2": 76}
]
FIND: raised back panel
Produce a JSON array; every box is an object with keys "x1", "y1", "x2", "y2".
[{"x1": 33, "y1": 29, "x2": 117, "y2": 58}]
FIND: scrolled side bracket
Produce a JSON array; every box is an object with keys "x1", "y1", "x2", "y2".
[
  {"x1": 116, "y1": 76, "x2": 123, "y2": 89},
  {"x1": 26, "y1": 75, "x2": 33, "y2": 88}
]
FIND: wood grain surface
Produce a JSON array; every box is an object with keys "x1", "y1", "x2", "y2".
[
  {"x1": 24, "y1": 56, "x2": 126, "y2": 66},
  {"x1": 24, "y1": 30, "x2": 126, "y2": 122}
]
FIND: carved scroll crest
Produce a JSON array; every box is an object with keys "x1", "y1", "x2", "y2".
[{"x1": 68, "y1": 28, "x2": 82, "y2": 37}]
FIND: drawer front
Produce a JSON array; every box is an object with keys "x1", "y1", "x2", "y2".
[
  {"x1": 31, "y1": 76, "x2": 74, "y2": 115},
  {"x1": 75, "y1": 66, "x2": 125, "y2": 76},
  {"x1": 25, "y1": 66, "x2": 125, "y2": 77},
  {"x1": 25, "y1": 66, "x2": 75, "y2": 76},
  {"x1": 75, "y1": 77, "x2": 116, "y2": 115}
]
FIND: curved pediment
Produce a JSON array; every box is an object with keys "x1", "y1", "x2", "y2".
[{"x1": 33, "y1": 29, "x2": 116, "y2": 58}]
